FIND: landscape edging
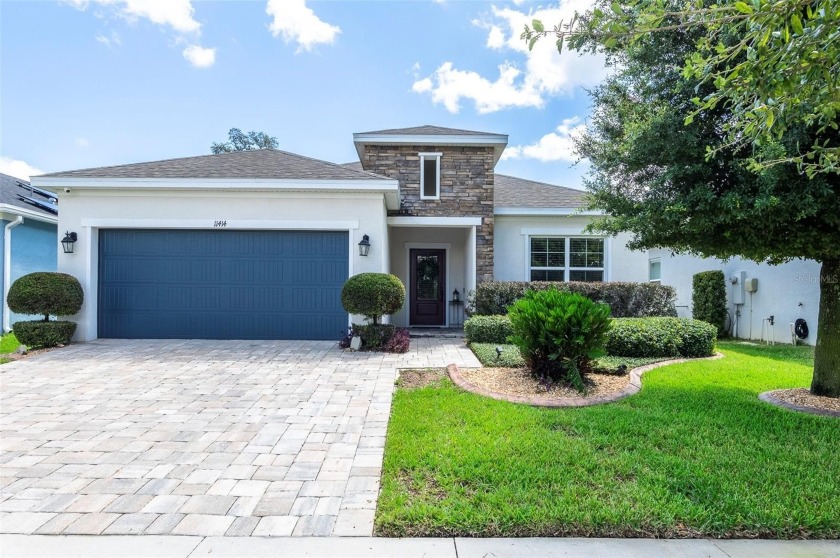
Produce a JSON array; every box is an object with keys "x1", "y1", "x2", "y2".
[
  {"x1": 758, "y1": 390, "x2": 840, "y2": 418},
  {"x1": 447, "y1": 352, "x2": 724, "y2": 408}
]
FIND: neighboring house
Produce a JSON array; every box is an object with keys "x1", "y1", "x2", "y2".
[
  {"x1": 649, "y1": 250, "x2": 821, "y2": 345},
  {"x1": 1, "y1": 173, "x2": 59, "y2": 332},
  {"x1": 32, "y1": 125, "x2": 645, "y2": 342}
]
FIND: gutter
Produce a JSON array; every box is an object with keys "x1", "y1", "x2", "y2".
[{"x1": 3, "y1": 216, "x2": 24, "y2": 333}]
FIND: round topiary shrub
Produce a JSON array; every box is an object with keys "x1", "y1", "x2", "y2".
[
  {"x1": 7, "y1": 272, "x2": 84, "y2": 348},
  {"x1": 341, "y1": 273, "x2": 405, "y2": 325},
  {"x1": 7, "y1": 272, "x2": 84, "y2": 320},
  {"x1": 508, "y1": 288, "x2": 612, "y2": 392}
]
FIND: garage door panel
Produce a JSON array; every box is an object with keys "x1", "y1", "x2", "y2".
[{"x1": 98, "y1": 229, "x2": 348, "y2": 340}]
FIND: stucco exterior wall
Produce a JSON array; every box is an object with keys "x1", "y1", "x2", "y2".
[
  {"x1": 361, "y1": 145, "x2": 494, "y2": 283},
  {"x1": 650, "y1": 249, "x2": 821, "y2": 345},
  {"x1": 2, "y1": 218, "x2": 57, "y2": 328},
  {"x1": 387, "y1": 226, "x2": 468, "y2": 327},
  {"x1": 56, "y1": 189, "x2": 389, "y2": 341},
  {"x1": 493, "y1": 215, "x2": 648, "y2": 283}
]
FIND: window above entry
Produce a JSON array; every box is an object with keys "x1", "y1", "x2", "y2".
[{"x1": 419, "y1": 152, "x2": 441, "y2": 200}]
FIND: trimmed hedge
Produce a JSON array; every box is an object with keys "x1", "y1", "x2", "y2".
[
  {"x1": 692, "y1": 270, "x2": 728, "y2": 337},
  {"x1": 7, "y1": 272, "x2": 83, "y2": 320},
  {"x1": 341, "y1": 273, "x2": 405, "y2": 325},
  {"x1": 470, "y1": 281, "x2": 676, "y2": 318},
  {"x1": 12, "y1": 320, "x2": 77, "y2": 348},
  {"x1": 605, "y1": 317, "x2": 716, "y2": 358},
  {"x1": 464, "y1": 315, "x2": 513, "y2": 344}
]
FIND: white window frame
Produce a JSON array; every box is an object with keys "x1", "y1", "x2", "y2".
[
  {"x1": 419, "y1": 152, "x2": 441, "y2": 200},
  {"x1": 528, "y1": 235, "x2": 606, "y2": 283},
  {"x1": 649, "y1": 257, "x2": 662, "y2": 283}
]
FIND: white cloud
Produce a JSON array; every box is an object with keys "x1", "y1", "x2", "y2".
[
  {"x1": 95, "y1": 31, "x2": 121, "y2": 48},
  {"x1": 0, "y1": 157, "x2": 45, "y2": 181},
  {"x1": 183, "y1": 45, "x2": 216, "y2": 68},
  {"x1": 66, "y1": 0, "x2": 201, "y2": 33},
  {"x1": 65, "y1": 0, "x2": 214, "y2": 66},
  {"x1": 502, "y1": 117, "x2": 586, "y2": 162},
  {"x1": 412, "y1": 62, "x2": 543, "y2": 114},
  {"x1": 266, "y1": 0, "x2": 341, "y2": 52},
  {"x1": 415, "y1": 1, "x2": 608, "y2": 113},
  {"x1": 75, "y1": 137, "x2": 90, "y2": 148}
]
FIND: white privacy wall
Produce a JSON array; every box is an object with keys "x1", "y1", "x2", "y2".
[
  {"x1": 493, "y1": 215, "x2": 648, "y2": 283},
  {"x1": 55, "y1": 188, "x2": 390, "y2": 341},
  {"x1": 650, "y1": 249, "x2": 821, "y2": 345}
]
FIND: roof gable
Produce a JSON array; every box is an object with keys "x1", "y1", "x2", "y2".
[
  {"x1": 494, "y1": 174, "x2": 588, "y2": 210},
  {"x1": 38, "y1": 148, "x2": 391, "y2": 181},
  {"x1": 356, "y1": 125, "x2": 499, "y2": 136}
]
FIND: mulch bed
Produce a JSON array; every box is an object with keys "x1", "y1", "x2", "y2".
[
  {"x1": 459, "y1": 366, "x2": 629, "y2": 400},
  {"x1": 397, "y1": 368, "x2": 446, "y2": 390},
  {"x1": 759, "y1": 388, "x2": 840, "y2": 418},
  {"x1": 448, "y1": 354, "x2": 724, "y2": 408}
]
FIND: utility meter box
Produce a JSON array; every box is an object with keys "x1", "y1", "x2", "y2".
[
  {"x1": 745, "y1": 278, "x2": 759, "y2": 293},
  {"x1": 732, "y1": 271, "x2": 747, "y2": 304}
]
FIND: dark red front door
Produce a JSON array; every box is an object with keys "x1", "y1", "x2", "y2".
[{"x1": 409, "y1": 249, "x2": 446, "y2": 326}]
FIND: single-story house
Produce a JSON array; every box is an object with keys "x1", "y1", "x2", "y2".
[
  {"x1": 1, "y1": 173, "x2": 59, "y2": 332},
  {"x1": 649, "y1": 250, "x2": 821, "y2": 345},
  {"x1": 32, "y1": 125, "x2": 646, "y2": 342}
]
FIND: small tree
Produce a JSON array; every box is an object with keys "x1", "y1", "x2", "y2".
[
  {"x1": 211, "y1": 128, "x2": 278, "y2": 154},
  {"x1": 7, "y1": 272, "x2": 84, "y2": 347},
  {"x1": 692, "y1": 271, "x2": 727, "y2": 338},
  {"x1": 341, "y1": 273, "x2": 405, "y2": 325}
]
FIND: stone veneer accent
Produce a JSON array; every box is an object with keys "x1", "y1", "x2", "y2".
[{"x1": 361, "y1": 145, "x2": 495, "y2": 283}]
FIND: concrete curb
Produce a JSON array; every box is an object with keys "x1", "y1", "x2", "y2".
[
  {"x1": 448, "y1": 353, "x2": 725, "y2": 408},
  {"x1": 759, "y1": 390, "x2": 840, "y2": 418},
  {"x1": 3, "y1": 535, "x2": 839, "y2": 558}
]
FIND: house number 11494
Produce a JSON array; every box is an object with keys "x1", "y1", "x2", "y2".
[{"x1": 213, "y1": 220, "x2": 227, "y2": 227}]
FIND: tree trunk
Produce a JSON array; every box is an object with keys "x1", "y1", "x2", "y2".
[{"x1": 812, "y1": 258, "x2": 840, "y2": 397}]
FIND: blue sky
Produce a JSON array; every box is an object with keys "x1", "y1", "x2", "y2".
[{"x1": 1, "y1": 0, "x2": 607, "y2": 188}]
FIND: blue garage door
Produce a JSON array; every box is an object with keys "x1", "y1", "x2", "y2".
[{"x1": 98, "y1": 229, "x2": 348, "y2": 340}]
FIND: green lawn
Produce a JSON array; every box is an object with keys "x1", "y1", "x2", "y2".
[
  {"x1": 0, "y1": 333, "x2": 20, "y2": 354},
  {"x1": 377, "y1": 342, "x2": 839, "y2": 538}
]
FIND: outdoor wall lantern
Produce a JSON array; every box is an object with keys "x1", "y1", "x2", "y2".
[
  {"x1": 452, "y1": 288, "x2": 460, "y2": 302},
  {"x1": 358, "y1": 234, "x2": 371, "y2": 257},
  {"x1": 61, "y1": 231, "x2": 78, "y2": 254}
]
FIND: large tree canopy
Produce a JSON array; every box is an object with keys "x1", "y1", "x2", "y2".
[
  {"x1": 527, "y1": 0, "x2": 840, "y2": 396},
  {"x1": 525, "y1": 0, "x2": 840, "y2": 175},
  {"x1": 211, "y1": 128, "x2": 279, "y2": 154}
]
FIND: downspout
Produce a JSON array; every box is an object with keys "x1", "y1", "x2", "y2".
[{"x1": 3, "y1": 216, "x2": 24, "y2": 332}]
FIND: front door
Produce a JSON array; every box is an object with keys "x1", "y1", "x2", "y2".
[{"x1": 409, "y1": 249, "x2": 446, "y2": 326}]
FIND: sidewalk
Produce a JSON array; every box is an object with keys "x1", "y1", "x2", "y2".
[{"x1": 3, "y1": 535, "x2": 838, "y2": 558}]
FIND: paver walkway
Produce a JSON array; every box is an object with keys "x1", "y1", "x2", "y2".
[{"x1": 0, "y1": 338, "x2": 479, "y2": 537}]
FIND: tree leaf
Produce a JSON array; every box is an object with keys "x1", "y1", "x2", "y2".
[
  {"x1": 790, "y1": 14, "x2": 803, "y2": 34},
  {"x1": 734, "y1": 2, "x2": 753, "y2": 14},
  {"x1": 532, "y1": 19, "x2": 545, "y2": 33}
]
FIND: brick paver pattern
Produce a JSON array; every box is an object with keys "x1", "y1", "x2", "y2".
[{"x1": 0, "y1": 338, "x2": 480, "y2": 536}]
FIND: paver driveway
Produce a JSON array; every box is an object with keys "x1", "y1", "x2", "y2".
[{"x1": 0, "y1": 338, "x2": 479, "y2": 537}]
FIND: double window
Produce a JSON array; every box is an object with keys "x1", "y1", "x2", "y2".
[
  {"x1": 419, "y1": 152, "x2": 441, "y2": 200},
  {"x1": 529, "y1": 236, "x2": 605, "y2": 282}
]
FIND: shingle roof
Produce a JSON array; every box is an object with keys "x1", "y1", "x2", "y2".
[
  {"x1": 0, "y1": 173, "x2": 57, "y2": 218},
  {"x1": 39, "y1": 149, "x2": 391, "y2": 180},
  {"x1": 340, "y1": 165, "x2": 587, "y2": 210},
  {"x1": 356, "y1": 125, "x2": 500, "y2": 136},
  {"x1": 494, "y1": 174, "x2": 587, "y2": 209}
]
